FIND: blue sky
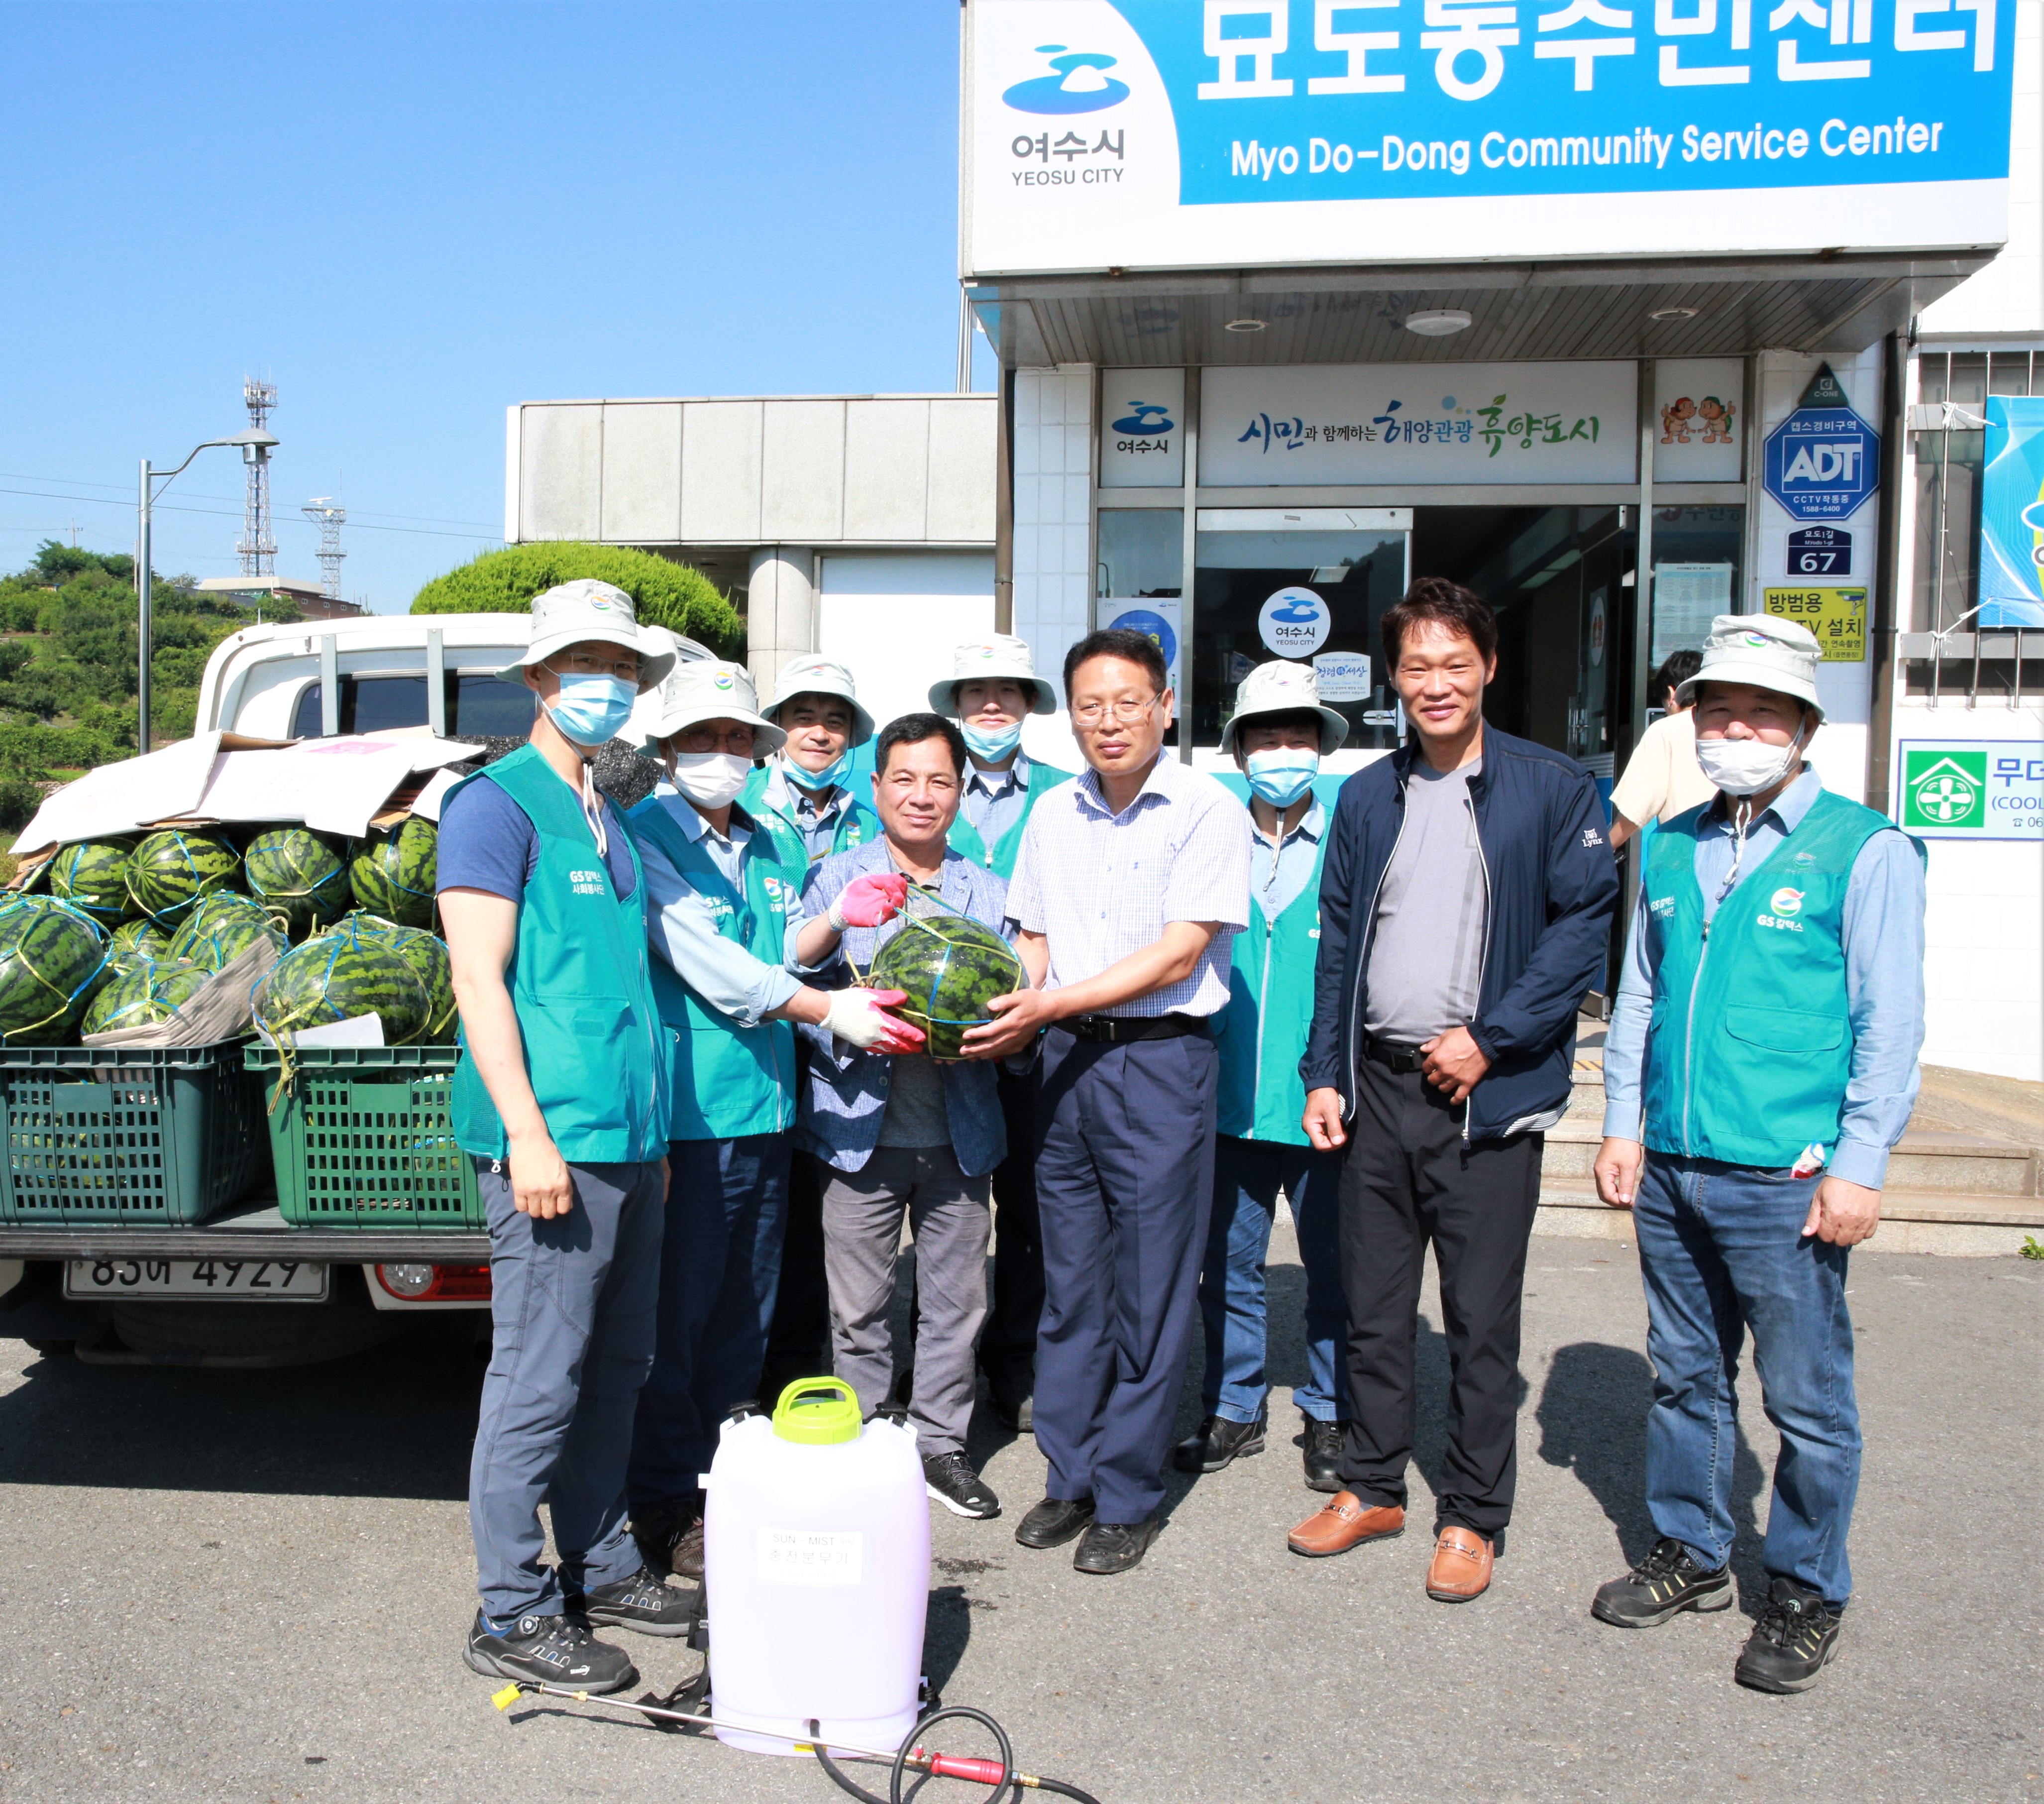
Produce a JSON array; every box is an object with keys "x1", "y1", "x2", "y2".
[{"x1": 1, "y1": 1, "x2": 982, "y2": 611}]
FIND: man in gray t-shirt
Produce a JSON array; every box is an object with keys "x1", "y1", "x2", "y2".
[{"x1": 1364, "y1": 759, "x2": 1488, "y2": 1046}]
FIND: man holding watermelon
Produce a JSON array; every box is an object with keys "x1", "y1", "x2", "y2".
[
  {"x1": 437, "y1": 579, "x2": 691, "y2": 1695},
  {"x1": 931, "y1": 636, "x2": 1074, "y2": 1433}
]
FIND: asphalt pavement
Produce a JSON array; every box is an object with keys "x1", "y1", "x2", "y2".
[{"x1": 0, "y1": 1234, "x2": 2037, "y2": 1804}]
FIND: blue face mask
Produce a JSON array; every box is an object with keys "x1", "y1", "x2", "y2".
[
  {"x1": 960, "y1": 719, "x2": 1023, "y2": 763},
  {"x1": 1245, "y1": 748, "x2": 1319, "y2": 808},
  {"x1": 546, "y1": 672, "x2": 637, "y2": 747},
  {"x1": 785, "y1": 748, "x2": 852, "y2": 794}
]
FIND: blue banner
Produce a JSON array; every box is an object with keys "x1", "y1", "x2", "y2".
[{"x1": 1978, "y1": 395, "x2": 2044, "y2": 628}]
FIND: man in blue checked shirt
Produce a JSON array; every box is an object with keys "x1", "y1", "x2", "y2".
[{"x1": 1591, "y1": 614, "x2": 1926, "y2": 1696}]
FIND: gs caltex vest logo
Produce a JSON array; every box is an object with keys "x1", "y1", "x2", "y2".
[{"x1": 1769, "y1": 888, "x2": 1805, "y2": 918}]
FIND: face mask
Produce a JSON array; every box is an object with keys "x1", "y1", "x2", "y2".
[
  {"x1": 546, "y1": 671, "x2": 637, "y2": 747},
  {"x1": 961, "y1": 719, "x2": 1023, "y2": 763},
  {"x1": 1245, "y1": 748, "x2": 1319, "y2": 809},
  {"x1": 667, "y1": 751, "x2": 751, "y2": 810},
  {"x1": 785, "y1": 748, "x2": 852, "y2": 794},
  {"x1": 1696, "y1": 733, "x2": 1801, "y2": 797}
]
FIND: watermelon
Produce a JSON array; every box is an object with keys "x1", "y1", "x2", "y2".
[
  {"x1": 170, "y1": 899, "x2": 288, "y2": 974},
  {"x1": 252, "y1": 916, "x2": 430, "y2": 1046},
  {"x1": 110, "y1": 916, "x2": 177, "y2": 967},
  {"x1": 349, "y1": 816, "x2": 437, "y2": 929},
  {"x1": 126, "y1": 829, "x2": 241, "y2": 924},
  {"x1": 81, "y1": 958, "x2": 209, "y2": 1036},
  {"x1": 865, "y1": 893, "x2": 1026, "y2": 1061},
  {"x1": 49, "y1": 837, "x2": 139, "y2": 924},
  {"x1": 243, "y1": 826, "x2": 351, "y2": 939},
  {"x1": 343, "y1": 912, "x2": 457, "y2": 1042},
  {"x1": 0, "y1": 903, "x2": 109, "y2": 1043}
]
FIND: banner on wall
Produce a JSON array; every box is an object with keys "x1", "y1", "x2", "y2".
[
  {"x1": 1896, "y1": 740, "x2": 2043, "y2": 840},
  {"x1": 963, "y1": 0, "x2": 2015, "y2": 273},
  {"x1": 1099, "y1": 368, "x2": 1186, "y2": 488},
  {"x1": 1978, "y1": 396, "x2": 2044, "y2": 628},
  {"x1": 1764, "y1": 585, "x2": 1866, "y2": 661}
]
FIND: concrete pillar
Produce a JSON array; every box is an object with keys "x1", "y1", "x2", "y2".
[{"x1": 746, "y1": 545, "x2": 817, "y2": 696}]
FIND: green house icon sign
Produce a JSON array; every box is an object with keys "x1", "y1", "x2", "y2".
[{"x1": 1904, "y1": 752, "x2": 1986, "y2": 828}]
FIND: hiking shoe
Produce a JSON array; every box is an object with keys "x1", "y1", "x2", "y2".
[
  {"x1": 924, "y1": 1451, "x2": 1001, "y2": 1520},
  {"x1": 633, "y1": 1493, "x2": 706, "y2": 1581},
  {"x1": 1592, "y1": 1537, "x2": 1734, "y2": 1628},
  {"x1": 1302, "y1": 1419, "x2": 1345, "y2": 1492},
  {"x1": 463, "y1": 1609, "x2": 638, "y2": 1692},
  {"x1": 1735, "y1": 1577, "x2": 1845, "y2": 1693},
  {"x1": 1171, "y1": 1409, "x2": 1267, "y2": 1473},
  {"x1": 569, "y1": 1566, "x2": 697, "y2": 1638}
]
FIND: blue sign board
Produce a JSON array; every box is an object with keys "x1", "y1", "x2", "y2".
[
  {"x1": 1978, "y1": 395, "x2": 2044, "y2": 627},
  {"x1": 1763, "y1": 369, "x2": 1879, "y2": 521}
]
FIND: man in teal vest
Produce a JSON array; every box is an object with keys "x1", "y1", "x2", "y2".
[
  {"x1": 438, "y1": 579, "x2": 688, "y2": 1695},
  {"x1": 1173, "y1": 661, "x2": 1351, "y2": 1492},
  {"x1": 929, "y1": 634, "x2": 1073, "y2": 1427},
  {"x1": 738, "y1": 654, "x2": 881, "y2": 870},
  {"x1": 622, "y1": 660, "x2": 921, "y2": 1583},
  {"x1": 1591, "y1": 613, "x2": 1926, "y2": 1695}
]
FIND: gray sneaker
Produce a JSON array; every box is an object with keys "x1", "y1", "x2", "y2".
[{"x1": 463, "y1": 1610, "x2": 638, "y2": 1692}]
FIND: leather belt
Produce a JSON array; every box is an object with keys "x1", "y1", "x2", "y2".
[
  {"x1": 1063, "y1": 1013, "x2": 1213, "y2": 1045},
  {"x1": 1361, "y1": 1032, "x2": 1428, "y2": 1074}
]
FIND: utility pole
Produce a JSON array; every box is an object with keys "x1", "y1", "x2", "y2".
[{"x1": 303, "y1": 497, "x2": 346, "y2": 602}]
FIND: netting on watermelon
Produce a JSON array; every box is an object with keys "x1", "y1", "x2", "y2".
[
  {"x1": 125, "y1": 829, "x2": 242, "y2": 925},
  {"x1": 110, "y1": 917, "x2": 177, "y2": 968},
  {"x1": 0, "y1": 902, "x2": 111, "y2": 1043},
  {"x1": 348, "y1": 816, "x2": 437, "y2": 929},
  {"x1": 343, "y1": 912, "x2": 457, "y2": 1043},
  {"x1": 170, "y1": 900, "x2": 289, "y2": 974},
  {"x1": 251, "y1": 917, "x2": 431, "y2": 1049},
  {"x1": 49, "y1": 837, "x2": 140, "y2": 924},
  {"x1": 82, "y1": 959, "x2": 209, "y2": 1036},
  {"x1": 861, "y1": 889, "x2": 1026, "y2": 1062},
  {"x1": 243, "y1": 826, "x2": 352, "y2": 939}
]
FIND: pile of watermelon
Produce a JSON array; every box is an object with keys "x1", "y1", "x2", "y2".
[{"x1": 251, "y1": 914, "x2": 450, "y2": 1048}]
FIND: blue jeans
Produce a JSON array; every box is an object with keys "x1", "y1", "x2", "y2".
[
  {"x1": 627, "y1": 1132, "x2": 791, "y2": 1506},
  {"x1": 1198, "y1": 1135, "x2": 1347, "y2": 1425},
  {"x1": 1633, "y1": 1153, "x2": 1861, "y2": 1607}
]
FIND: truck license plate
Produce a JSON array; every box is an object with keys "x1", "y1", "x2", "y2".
[{"x1": 64, "y1": 1257, "x2": 329, "y2": 1302}]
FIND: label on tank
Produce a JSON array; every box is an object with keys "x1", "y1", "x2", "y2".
[{"x1": 758, "y1": 1528, "x2": 864, "y2": 1587}]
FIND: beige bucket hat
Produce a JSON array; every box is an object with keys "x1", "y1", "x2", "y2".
[
  {"x1": 927, "y1": 634, "x2": 1059, "y2": 717},
  {"x1": 1676, "y1": 614, "x2": 1825, "y2": 721},
  {"x1": 645, "y1": 660, "x2": 785, "y2": 758},
  {"x1": 497, "y1": 579, "x2": 675, "y2": 691},
  {"x1": 1223, "y1": 659, "x2": 1351, "y2": 756},
  {"x1": 763, "y1": 654, "x2": 874, "y2": 746}
]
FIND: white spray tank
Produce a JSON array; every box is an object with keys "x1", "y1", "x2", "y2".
[{"x1": 703, "y1": 1377, "x2": 929, "y2": 1756}]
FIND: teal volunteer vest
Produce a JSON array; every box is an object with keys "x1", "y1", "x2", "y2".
[
  {"x1": 739, "y1": 764, "x2": 879, "y2": 871},
  {"x1": 624, "y1": 796, "x2": 802, "y2": 1142},
  {"x1": 449, "y1": 743, "x2": 669, "y2": 1163},
  {"x1": 946, "y1": 759, "x2": 1075, "y2": 879},
  {"x1": 1217, "y1": 827, "x2": 1331, "y2": 1146},
  {"x1": 1640, "y1": 786, "x2": 1908, "y2": 1171}
]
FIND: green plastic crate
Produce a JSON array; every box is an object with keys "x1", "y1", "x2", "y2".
[
  {"x1": 0, "y1": 1041, "x2": 274, "y2": 1226},
  {"x1": 243, "y1": 1044, "x2": 483, "y2": 1229}
]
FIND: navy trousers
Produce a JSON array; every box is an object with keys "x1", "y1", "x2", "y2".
[
  {"x1": 977, "y1": 1063, "x2": 1047, "y2": 1395},
  {"x1": 1034, "y1": 1026, "x2": 1218, "y2": 1525},
  {"x1": 627, "y1": 1131, "x2": 791, "y2": 1507}
]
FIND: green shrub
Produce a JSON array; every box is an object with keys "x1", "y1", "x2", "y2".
[
  {"x1": 0, "y1": 777, "x2": 43, "y2": 832},
  {"x1": 410, "y1": 543, "x2": 744, "y2": 661}
]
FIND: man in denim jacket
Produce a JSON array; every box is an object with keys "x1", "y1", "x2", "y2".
[{"x1": 790, "y1": 712, "x2": 1013, "y2": 1522}]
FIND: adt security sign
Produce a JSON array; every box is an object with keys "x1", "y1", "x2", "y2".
[{"x1": 1763, "y1": 366, "x2": 1880, "y2": 523}]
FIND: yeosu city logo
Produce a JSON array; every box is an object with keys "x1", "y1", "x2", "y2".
[
  {"x1": 1111, "y1": 402, "x2": 1174, "y2": 435},
  {"x1": 1003, "y1": 45, "x2": 1130, "y2": 114}
]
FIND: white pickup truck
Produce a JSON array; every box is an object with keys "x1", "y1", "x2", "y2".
[{"x1": 0, "y1": 611, "x2": 708, "y2": 1365}]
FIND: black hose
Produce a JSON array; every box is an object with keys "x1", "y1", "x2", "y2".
[
  {"x1": 890, "y1": 1706, "x2": 1014, "y2": 1804},
  {"x1": 808, "y1": 1720, "x2": 895, "y2": 1804},
  {"x1": 1031, "y1": 1782, "x2": 1105, "y2": 1804}
]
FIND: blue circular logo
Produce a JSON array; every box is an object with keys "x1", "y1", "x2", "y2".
[
  {"x1": 1110, "y1": 402, "x2": 1175, "y2": 436},
  {"x1": 1108, "y1": 607, "x2": 1177, "y2": 673},
  {"x1": 1003, "y1": 45, "x2": 1130, "y2": 114}
]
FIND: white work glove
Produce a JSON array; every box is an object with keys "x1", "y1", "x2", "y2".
[{"x1": 821, "y1": 987, "x2": 927, "y2": 1054}]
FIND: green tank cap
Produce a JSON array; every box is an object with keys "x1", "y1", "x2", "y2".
[{"x1": 771, "y1": 1376, "x2": 862, "y2": 1446}]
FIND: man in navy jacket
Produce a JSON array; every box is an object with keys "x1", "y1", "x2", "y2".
[{"x1": 1287, "y1": 578, "x2": 1617, "y2": 1604}]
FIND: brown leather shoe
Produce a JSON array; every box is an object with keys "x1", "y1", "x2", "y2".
[
  {"x1": 1287, "y1": 1492, "x2": 1405, "y2": 1558},
  {"x1": 1425, "y1": 1525, "x2": 1495, "y2": 1601}
]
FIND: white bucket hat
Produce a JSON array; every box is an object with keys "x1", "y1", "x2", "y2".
[
  {"x1": 927, "y1": 634, "x2": 1059, "y2": 717},
  {"x1": 763, "y1": 654, "x2": 874, "y2": 746},
  {"x1": 1676, "y1": 614, "x2": 1825, "y2": 721},
  {"x1": 498, "y1": 578, "x2": 675, "y2": 692},
  {"x1": 1223, "y1": 659, "x2": 1350, "y2": 756},
  {"x1": 645, "y1": 660, "x2": 785, "y2": 758}
]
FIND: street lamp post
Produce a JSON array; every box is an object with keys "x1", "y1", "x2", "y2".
[{"x1": 136, "y1": 427, "x2": 278, "y2": 751}]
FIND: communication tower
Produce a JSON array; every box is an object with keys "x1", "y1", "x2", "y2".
[
  {"x1": 237, "y1": 379, "x2": 279, "y2": 575},
  {"x1": 302, "y1": 497, "x2": 346, "y2": 601}
]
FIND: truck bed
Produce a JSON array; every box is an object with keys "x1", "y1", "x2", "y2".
[{"x1": 0, "y1": 1199, "x2": 490, "y2": 1263}]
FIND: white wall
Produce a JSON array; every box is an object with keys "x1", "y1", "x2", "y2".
[
  {"x1": 1011, "y1": 368, "x2": 1097, "y2": 766},
  {"x1": 816, "y1": 552, "x2": 996, "y2": 739}
]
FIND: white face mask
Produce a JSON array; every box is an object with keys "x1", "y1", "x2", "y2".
[
  {"x1": 667, "y1": 751, "x2": 751, "y2": 809},
  {"x1": 1696, "y1": 732, "x2": 1801, "y2": 797}
]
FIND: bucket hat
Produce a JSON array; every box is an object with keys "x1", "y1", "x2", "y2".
[
  {"x1": 497, "y1": 579, "x2": 675, "y2": 692},
  {"x1": 645, "y1": 659, "x2": 785, "y2": 758},
  {"x1": 763, "y1": 654, "x2": 874, "y2": 746},
  {"x1": 927, "y1": 634, "x2": 1059, "y2": 718},
  {"x1": 1222, "y1": 659, "x2": 1350, "y2": 756},
  {"x1": 1676, "y1": 614, "x2": 1824, "y2": 720}
]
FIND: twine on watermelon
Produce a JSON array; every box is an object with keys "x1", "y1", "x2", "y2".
[
  {"x1": 850, "y1": 887, "x2": 1025, "y2": 1058},
  {"x1": 0, "y1": 929, "x2": 110, "y2": 1045},
  {"x1": 132, "y1": 829, "x2": 235, "y2": 925}
]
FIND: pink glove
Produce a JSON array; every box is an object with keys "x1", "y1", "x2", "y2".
[
  {"x1": 827, "y1": 872, "x2": 908, "y2": 932},
  {"x1": 822, "y1": 988, "x2": 927, "y2": 1054}
]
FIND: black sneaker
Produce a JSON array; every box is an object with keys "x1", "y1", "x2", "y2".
[
  {"x1": 1171, "y1": 1409, "x2": 1267, "y2": 1473},
  {"x1": 1015, "y1": 1494, "x2": 1094, "y2": 1550},
  {"x1": 1073, "y1": 1515, "x2": 1160, "y2": 1576},
  {"x1": 924, "y1": 1451, "x2": 1001, "y2": 1520},
  {"x1": 568, "y1": 1566, "x2": 698, "y2": 1638},
  {"x1": 1735, "y1": 1577, "x2": 1845, "y2": 1693},
  {"x1": 463, "y1": 1609, "x2": 638, "y2": 1692},
  {"x1": 1592, "y1": 1537, "x2": 1734, "y2": 1628},
  {"x1": 1302, "y1": 1419, "x2": 1345, "y2": 1493},
  {"x1": 632, "y1": 1493, "x2": 706, "y2": 1582}
]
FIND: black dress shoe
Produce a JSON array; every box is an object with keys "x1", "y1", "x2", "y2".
[
  {"x1": 1014, "y1": 1495, "x2": 1095, "y2": 1550},
  {"x1": 1302, "y1": 1418, "x2": 1345, "y2": 1493},
  {"x1": 1073, "y1": 1516, "x2": 1160, "y2": 1576},
  {"x1": 1171, "y1": 1410, "x2": 1267, "y2": 1473}
]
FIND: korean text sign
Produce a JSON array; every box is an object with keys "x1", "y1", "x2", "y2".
[
  {"x1": 1896, "y1": 741, "x2": 2042, "y2": 840},
  {"x1": 965, "y1": 0, "x2": 2015, "y2": 270}
]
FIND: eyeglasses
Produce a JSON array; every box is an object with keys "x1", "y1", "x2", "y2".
[
  {"x1": 673, "y1": 726, "x2": 756, "y2": 756},
  {"x1": 553, "y1": 652, "x2": 641, "y2": 682},
  {"x1": 1071, "y1": 697, "x2": 1158, "y2": 728}
]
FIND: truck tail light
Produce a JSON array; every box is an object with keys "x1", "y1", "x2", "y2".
[{"x1": 374, "y1": 1262, "x2": 491, "y2": 1303}]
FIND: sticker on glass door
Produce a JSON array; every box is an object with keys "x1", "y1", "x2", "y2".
[{"x1": 1259, "y1": 587, "x2": 1331, "y2": 658}]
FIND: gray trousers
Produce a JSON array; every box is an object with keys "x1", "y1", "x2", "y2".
[
  {"x1": 821, "y1": 1145, "x2": 990, "y2": 1458},
  {"x1": 470, "y1": 1157, "x2": 665, "y2": 1623}
]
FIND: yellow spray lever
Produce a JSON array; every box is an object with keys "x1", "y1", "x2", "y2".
[{"x1": 492, "y1": 1686, "x2": 523, "y2": 1712}]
